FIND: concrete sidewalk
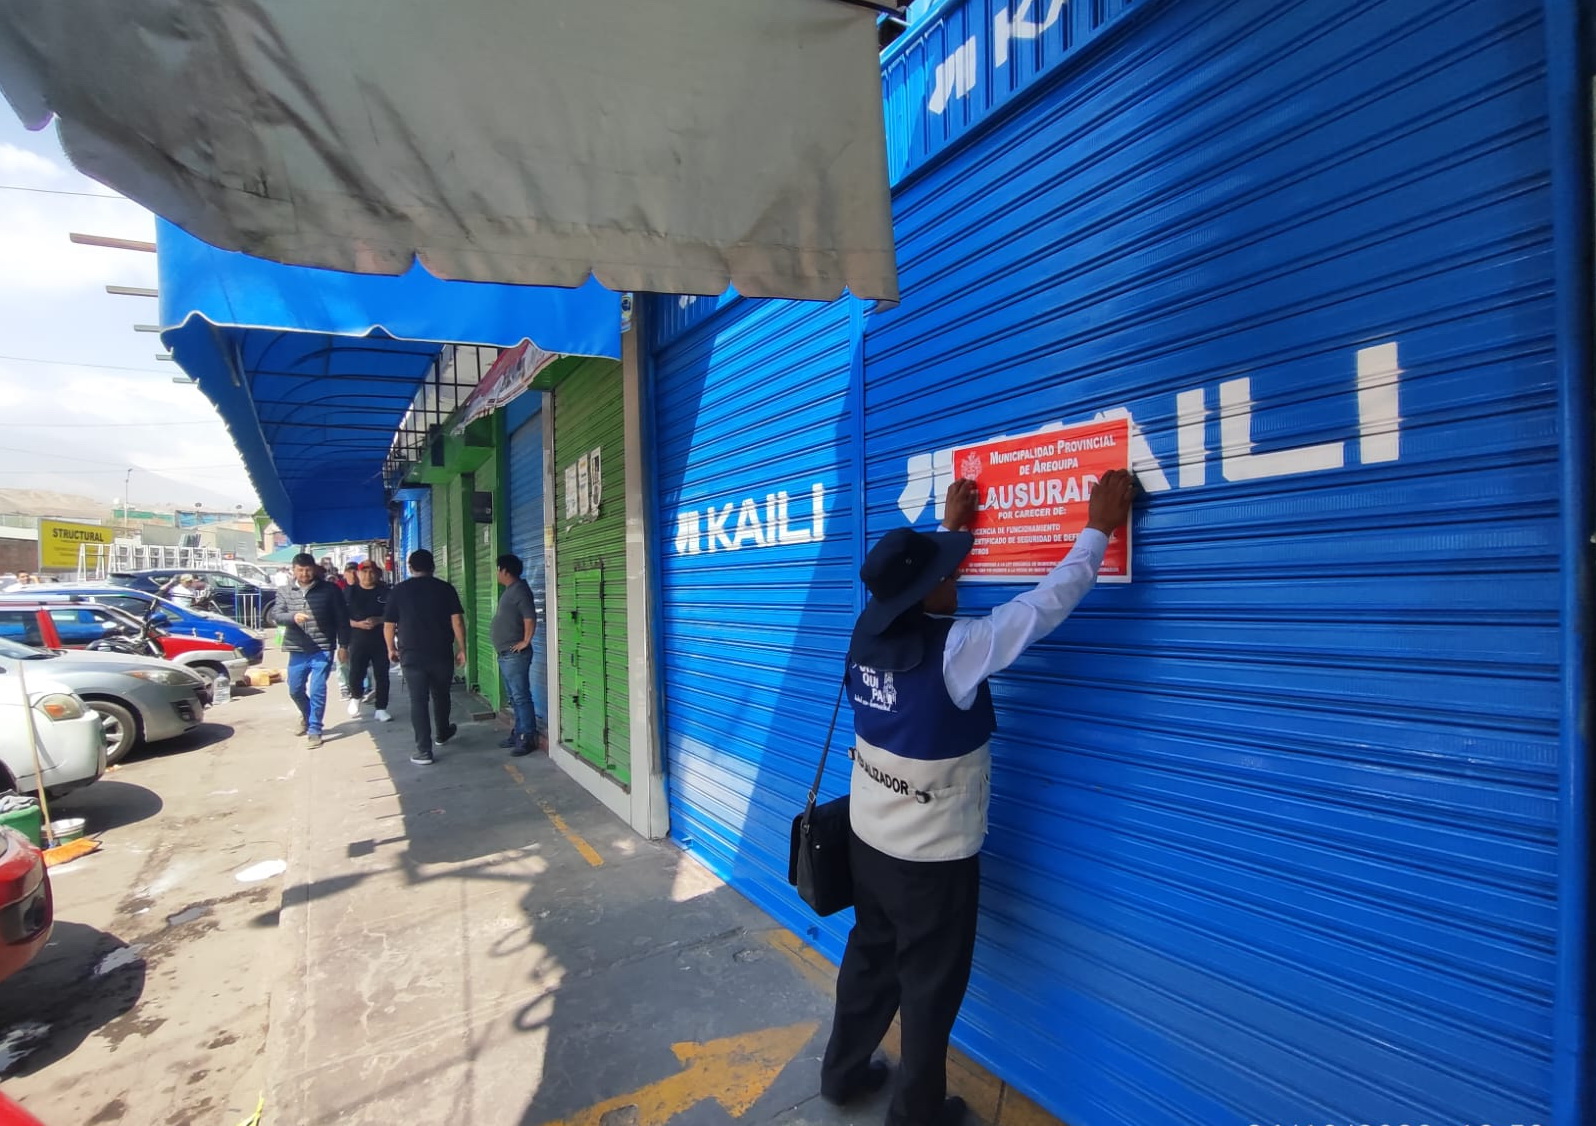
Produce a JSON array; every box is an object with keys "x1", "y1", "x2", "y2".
[{"x1": 264, "y1": 678, "x2": 1054, "y2": 1126}]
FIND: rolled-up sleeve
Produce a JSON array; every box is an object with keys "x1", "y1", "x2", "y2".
[{"x1": 942, "y1": 529, "x2": 1109, "y2": 709}]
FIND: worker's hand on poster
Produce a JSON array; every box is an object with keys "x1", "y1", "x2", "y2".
[
  {"x1": 1086, "y1": 469, "x2": 1137, "y2": 534},
  {"x1": 941, "y1": 479, "x2": 979, "y2": 531}
]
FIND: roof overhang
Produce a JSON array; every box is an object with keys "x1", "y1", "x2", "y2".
[
  {"x1": 158, "y1": 222, "x2": 621, "y2": 544},
  {"x1": 0, "y1": 0, "x2": 898, "y2": 302}
]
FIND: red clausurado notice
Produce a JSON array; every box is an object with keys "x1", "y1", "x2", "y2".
[{"x1": 952, "y1": 418, "x2": 1131, "y2": 583}]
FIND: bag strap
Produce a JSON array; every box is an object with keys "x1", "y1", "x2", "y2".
[{"x1": 803, "y1": 670, "x2": 850, "y2": 821}]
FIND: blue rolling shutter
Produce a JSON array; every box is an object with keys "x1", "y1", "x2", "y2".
[
  {"x1": 861, "y1": 1, "x2": 1571, "y2": 1123},
  {"x1": 651, "y1": 294, "x2": 860, "y2": 953},
  {"x1": 396, "y1": 488, "x2": 424, "y2": 566},
  {"x1": 399, "y1": 505, "x2": 416, "y2": 565},
  {"x1": 508, "y1": 408, "x2": 549, "y2": 729}
]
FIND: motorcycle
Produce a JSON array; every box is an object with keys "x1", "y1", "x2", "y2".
[{"x1": 84, "y1": 598, "x2": 166, "y2": 659}]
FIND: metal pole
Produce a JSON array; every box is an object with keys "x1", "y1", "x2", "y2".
[{"x1": 1545, "y1": 0, "x2": 1593, "y2": 1121}]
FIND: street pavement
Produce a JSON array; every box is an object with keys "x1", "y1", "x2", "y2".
[{"x1": 0, "y1": 668, "x2": 1042, "y2": 1126}]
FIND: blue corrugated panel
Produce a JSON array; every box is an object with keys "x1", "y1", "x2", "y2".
[
  {"x1": 645, "y1": 290, "x2": 744, "y2": 354},
  {"x1": 881, "y1": 0, "x2": 1139, "y2": 185},
  {"x1": 652, "y1": 294, "x2": 863, "y2": 958},
  {"x1": 863, "y1": 0, "x2": 1562, "y2": 1122},
  {"x1": 508, "y1": 409, "x2": 550, "y2": 727}
]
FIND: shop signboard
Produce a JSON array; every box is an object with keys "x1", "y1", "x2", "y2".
[
  {"x1": 453, "y1": 341, "x2": 560, "y2": 432},
  {"x1": 952, "y1": 417, "x2": 1130, "y2": 582},
  {"x1": 37, "y1": 519, "x2": 114, "y2": 570}
]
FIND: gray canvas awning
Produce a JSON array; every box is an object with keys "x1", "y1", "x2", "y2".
[{"x1": 0, "y1": 0, "x2": 899, "y2": 302}]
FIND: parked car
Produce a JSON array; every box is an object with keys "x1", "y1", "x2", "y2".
[
  {"x1": 0, "y1": 638, "x2": 107, "y2": 795},
  {"x1": 0, "y1": 828, "x2": 52, "y2": 985},
  {"x1": 108, "y1": 569, "x2": 274, "y2": 626},
  {"x1": 17, "y1": 586, "x2": 264, "y2": 665},
  {"x1": 0, "y1": 635, "x2": 205, "y2": 766},
  {"x1": 0, "y1": 600, "x2": 249, "y2": 694},
  {"x1": 0, "y1": 1093, "x2": 50, "y2": 1126}
]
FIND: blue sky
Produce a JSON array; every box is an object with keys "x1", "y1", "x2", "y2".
[{"x1": 0, "y1": 113, "x2": 258, "y2": 512}]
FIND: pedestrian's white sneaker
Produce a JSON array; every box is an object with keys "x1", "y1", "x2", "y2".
[
  {"x1": 374, "y1": 709, "x2": 392, "y2": 723},
  {"x1": 347, "y1": 698, "x2": 362, "y2": 718}
]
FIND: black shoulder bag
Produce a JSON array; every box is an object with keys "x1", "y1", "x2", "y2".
[{"x1": 787, "y1": 674, "x2": 854, "y2": 916}]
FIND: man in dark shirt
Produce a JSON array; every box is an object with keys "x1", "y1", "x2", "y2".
[
  {"x1": 345, "y1": 561, "x2": 393, "y2": 723},
  {"x1": 271, "y1": 552, "x2": 351, "y2": 749},
  {"x1": 383, "y1": 549, "x2": 467, "y2": 766},
  {"x1": 491, "y1": 554, "x2": 539, "y2": 757}
]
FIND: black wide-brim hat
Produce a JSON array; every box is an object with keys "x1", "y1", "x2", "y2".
[{"x1": 848, "y1": 527, "x2": 973, "y2": 670}]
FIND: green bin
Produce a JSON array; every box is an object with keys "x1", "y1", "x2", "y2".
[{"x1": 0, "y1": 803, "x2": 43, "y2": 848}]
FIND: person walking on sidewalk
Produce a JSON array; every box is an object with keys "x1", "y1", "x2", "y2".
[
  {"x1": 383, "y1": 549, "x2": 466, "y2": 766},
  {"x1": 491, "y1": 554, "x2": 539, "y2": 757},
  {"x1": 345, "y1": 561, "x2": 393, "y2": 723},
  {"x1": 272, "y1": 552, "x2": 351, "y2": 750},
  {"x1": 819, "y1": 470, "x2": 1138, "y2": 1126}
]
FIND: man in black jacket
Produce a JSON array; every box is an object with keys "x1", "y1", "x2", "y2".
[
  {"x1": 272, "y1": 552, "x2": 351, "y2": 749},
  {"x1": 345, "y1": 561, "x2": 393, "y2": 723}
]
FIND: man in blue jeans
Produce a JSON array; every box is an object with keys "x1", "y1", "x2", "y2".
[
  {"x1": 272, "y1": 552, "x2": 351, "y2": 750},
  {"x1": 492, "y1": 554, "x2": 539, "y2": 757}
]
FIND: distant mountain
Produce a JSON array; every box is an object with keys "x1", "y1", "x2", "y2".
[
  {"x1": 0, "y1": 488, "x2": 112, "y2": 520},
  {"x1": 0, "y1": 472, "x2": 257, "y2": 521},
  {"x1": 0, "y1": 477, "x2": 258, "y2": 522}
]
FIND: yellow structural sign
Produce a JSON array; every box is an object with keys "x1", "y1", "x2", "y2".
[
  {"x1": 541, "y1": 1021, "x2": 819, "y2": 1126},
  {"x1": 38, "y1": 519, "x2": 114, "y2": 570}
]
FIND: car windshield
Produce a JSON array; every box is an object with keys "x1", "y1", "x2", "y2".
[{"x1": 0, "y1": 636, "x2": 53, "y2": 660}]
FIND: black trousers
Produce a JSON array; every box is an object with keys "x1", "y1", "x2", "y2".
[
  {"x1": 401, "y1": 656, "x2": 453, "y2": 752},
  {"x1": 821, "y1": 832, "x2": 980, "y2": 1126},
  {"x1": 347, "y1": 635, "x2": 390, "y2": 709}
]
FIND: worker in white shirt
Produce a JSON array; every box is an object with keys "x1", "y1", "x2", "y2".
[{"x1": 819, "y1": 469, "x2": 1137, "y2": 1126}]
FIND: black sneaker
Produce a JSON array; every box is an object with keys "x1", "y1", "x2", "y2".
[
  {"x1": 436, "y1": 723, "x2": 458, "y2": 745},
  {"x1": 498, "y1": 734, "x2": 520, "y2": 749},
  {"x1": 294, "y1": 719, "x2": 308, "y2": 737},
  {"x1": 509, "y1": 740, "x2": 534, "y2": 758},
  {"x1": 410, "y1": 748, "x2": 435, "y2": 766}
]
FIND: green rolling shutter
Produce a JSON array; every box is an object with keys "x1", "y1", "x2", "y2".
[
  {"x1": 471, "y1": 454, "x2": 501, "y2": 708},
  {"x1": 553, "y1": 358, "x2": 629, "y2": 786}
]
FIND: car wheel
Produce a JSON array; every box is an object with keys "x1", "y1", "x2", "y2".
[
  {"x1": 192, "y1": 664, "x2": 222, "y2": 698},
  {"x1": 85, "y1": 700, "x2": 141, "y2": 766}
]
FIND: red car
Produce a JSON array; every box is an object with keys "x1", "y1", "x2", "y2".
[
  {"x1": 0, "y1": 601, "x2": 248, "y2": 697},
  {"x1": 0, "y1": 827, "x2": 51, "y2": 985},
  {"x1": 0, "y1": 1095, "x2": 49, "y2": 1126}
]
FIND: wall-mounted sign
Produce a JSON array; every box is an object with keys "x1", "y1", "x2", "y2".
[
  {"x1": 38, "y1": 519, "x2": 114, "y2": 570},
  {"x1": 563, "y1": 447, "x2": 603, "y2": 522},
  {"x1": 953, "y1": 417, "x2": 1131, "y2": 583}
]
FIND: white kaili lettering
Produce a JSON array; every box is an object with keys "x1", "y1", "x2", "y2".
[
  {"x1": 1176, "y1": 388, "x2": 1207, "y2": 488},
  {"x1": 706, "y1": 503, "x2": 736, "y2": 552},
  {"x1": 671, "y1": 482, "x2": 827, "y2": 554},
  {"x1": 673, "y1": 511, "x2": 702, "y2": 555},
  {"x1": 994, "y1": 0, "x2": 1068, "y2": 67},
  {"x1": 928, "y1": 36, "x2": 978, "y2": 115},
  {"x1": 776, "y1": 492, "x2": 812, "y2": 545},
  {"x1": 732, "y1": 498, "x2": 767, "y2": 549}
]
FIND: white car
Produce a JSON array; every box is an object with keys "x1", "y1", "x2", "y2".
[{"x1": 0, "y1": 637, "x2": 108, "y2": 797}]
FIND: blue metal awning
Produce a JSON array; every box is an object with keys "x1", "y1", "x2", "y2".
[{"x1": 158, "y1": 221, "x2": 621, "y2": 544}]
